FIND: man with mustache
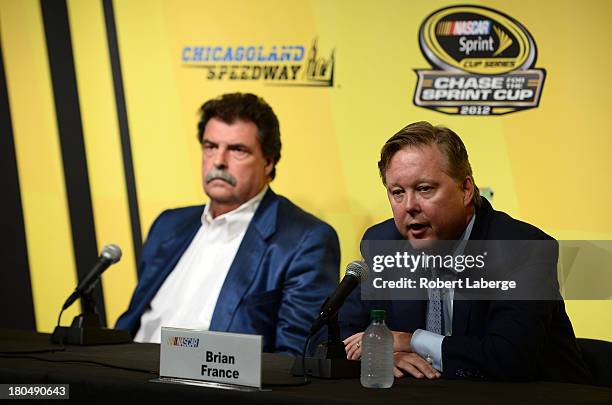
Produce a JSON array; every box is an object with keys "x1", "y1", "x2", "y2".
[
  {"x1": 340, "y1": 122, "x2": 591, "y2": 383},
  {"x1": 116, "y1": 93, "x2": 340, "y2": 355}
]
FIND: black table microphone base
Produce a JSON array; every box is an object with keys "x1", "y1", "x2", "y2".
[
  {"x1": 291, "y1": 355, "x2": 360, "y2": 379},
  {"x1": 292, "y1": 315, "x2": 360, "y2": 379},
  {"x1": 51, "y1": 312, "x2": 131, "y2": 345},
  {"x1": 51, "y1": 325, "x2": 131, "y2": 345}
]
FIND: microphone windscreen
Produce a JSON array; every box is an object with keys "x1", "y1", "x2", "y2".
[
  {"x1": 345, "y1": 260, "x2": 369, "y2": 282},
  {"x1": 101, "y1": 244, "x2": 122, "y2": 263}
]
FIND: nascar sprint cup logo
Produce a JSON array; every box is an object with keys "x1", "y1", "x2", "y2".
[{"x1": 414, "y1": 5, "x2": 546, "y2": 115}]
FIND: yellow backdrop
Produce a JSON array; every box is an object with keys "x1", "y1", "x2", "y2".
[{"x1": 1, "y1": 0, "x2": 610, "y2": 340}]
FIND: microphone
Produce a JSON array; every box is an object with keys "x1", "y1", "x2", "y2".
[
  {"x1": 62, "y1": 244, "x2": 122, "y2": 310},
  {"x1": 310, "y1": 260, "x2": 369, "y2": 335}
]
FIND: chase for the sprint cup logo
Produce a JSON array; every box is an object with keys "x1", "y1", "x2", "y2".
[{"x1": 413, "y1": 5, "x2": 546, "y2": 115}]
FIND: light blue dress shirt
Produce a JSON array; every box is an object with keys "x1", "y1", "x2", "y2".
[{"x1": 410, "y1": 213, "x2": 476, "y2": 371}]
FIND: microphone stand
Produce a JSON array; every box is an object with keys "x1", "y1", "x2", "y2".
[
  {"x1": 291, "y1": 314, "x2": 360, "y2": 379},
  {"x1": 51, "y1": 288, "x2": 131, "y2": 345}
]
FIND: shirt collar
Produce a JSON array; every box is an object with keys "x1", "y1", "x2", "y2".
[
  {"x1": 201, "y1": 185, "x2": 268, "y2": 235},
  {"x1": 453, "y1": 213, "x2": 476, "y2": 256}
]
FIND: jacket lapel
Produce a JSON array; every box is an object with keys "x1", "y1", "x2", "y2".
[
  {"x1": 209, "y1": 189, "x2": 278, "y2": 331},
  {"x1": 451, "y1": 199, "x2": 495, "y2": 335},
  {"x1": 139, "y1": 213, "x2": 202, "y2": 307},
  {"x1": 470, "y1": 198, "x2": 494, "y2": 240}
]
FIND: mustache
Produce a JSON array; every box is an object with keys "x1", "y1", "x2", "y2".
[{"x1": 205, "y1": 168, "x2": 237, "y2": 186}]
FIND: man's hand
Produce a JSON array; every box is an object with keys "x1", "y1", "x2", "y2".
[
  {"x1": 391, "y1": 331, "x2": 412, "y2": 352},
  {"x1": 343, "y1": 332, "x2": 363, "y2": 360},
  {"x1": 343, "y1": 331, "x2": 414, "y2": 360},
  {"x1": 393, "y1": 352, "x2": 441, "y2": 379}
]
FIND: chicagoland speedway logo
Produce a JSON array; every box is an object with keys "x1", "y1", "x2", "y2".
[
  {"x1": 182, "y1": 37, "x2": 334, "y2": 87},
  {"x1": 414, "y1": 5, "x2": 546, "y2": 115}
]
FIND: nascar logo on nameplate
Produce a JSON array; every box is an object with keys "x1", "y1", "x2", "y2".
[
  {"x1": 159, "y1": 327, "x2": 262, "y2": 388},
  {"x1": 413, "y1": 5, "x2": 546, "y2": 115}
]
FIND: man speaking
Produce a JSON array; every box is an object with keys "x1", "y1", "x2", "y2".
[
  {"x1": 341, "y1": 121, "x2": 592, "y2": 383},
  {"x1": 116, "y1": 93, "x2": 339, "y2": 355}
]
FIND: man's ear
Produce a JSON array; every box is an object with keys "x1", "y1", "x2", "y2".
[
  {"x1": 462, "y1": 176, "x2": 475, "y2": 207},
  {"x1": 264, "y1": 157, "x2": 274, "y2": 178}
]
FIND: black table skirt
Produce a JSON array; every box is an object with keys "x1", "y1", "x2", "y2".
[{"x1": 1, "y1": 329, "x2": 611, "y2": 404}]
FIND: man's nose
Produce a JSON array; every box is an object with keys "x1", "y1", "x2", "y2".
[
  {"x1": 212, "y1": 147, "x2": 229, "y2": 168},
  {"x1": 404, "y1": 191, "x2": 421, "y2": 216}
]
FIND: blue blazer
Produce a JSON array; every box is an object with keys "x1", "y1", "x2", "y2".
[
  {"x1": 339, "y1": 198, "x2": 592, "y2": 384},
  {"x1": 116, "y1": 189, "x2": 340, "y2": 355}
]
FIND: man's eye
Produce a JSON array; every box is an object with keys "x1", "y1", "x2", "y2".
[
  {"x1": 418, "y1": 186, "x2": 433, "y2": 192},
  {"x1": 391, "y1": 189, "x2": 404, "y2": 196},
  {"x1": 229, "y1": 148, "x2": 249, "y2": 159}
]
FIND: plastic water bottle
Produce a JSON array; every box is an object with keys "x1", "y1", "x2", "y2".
[{"x1": 360, "y1": 309, "x2": 394, "y2": 388}]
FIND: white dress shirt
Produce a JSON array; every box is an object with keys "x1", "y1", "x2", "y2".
[
  {"x1": 411, "y1": 213, "x2": 476, "y2": 371},
  {"x1": 134, "y1": 186, "x2": 268, "y2": 343}
]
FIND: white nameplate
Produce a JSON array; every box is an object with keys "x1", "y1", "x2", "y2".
[{"x1": 159, "y1": 327, "x2": 262, "y2": 389}]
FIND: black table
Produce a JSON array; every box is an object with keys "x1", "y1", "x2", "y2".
[{"x1": 1, "y1": 329, "x2": 610, "y2": 404}]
